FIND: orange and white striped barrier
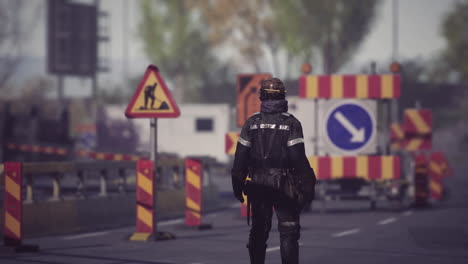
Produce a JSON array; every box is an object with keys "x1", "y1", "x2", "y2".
[
  {"x1": 402, "y1": 109, "x2": 432, "y2": 151},
  {"x1": 299, "y1": 74, "x2": 401, "y2": 99},
  {"x1": 130, "y1": 160, "x2": 155, "y2": 241},
  {"x1": 307, "y1": 155, "x2": 400, "y2": 180},
  {"x1": 3, "y1": 162, "x2": 23, "y2": 247},
  {"x1": 225, "y1": 132, "x2": 240, "y2": 155},
  {"x1": 185, "y1": 158, "x2": 204, "y2": 227}
]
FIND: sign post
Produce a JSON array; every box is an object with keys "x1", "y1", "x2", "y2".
[{"x1": 125, "y1": 65, "x2": 180, "y2": 241}]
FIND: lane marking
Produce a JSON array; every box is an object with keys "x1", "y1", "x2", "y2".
[
  {"x1": 159, "y1": 219, "x2": 184, "y2": 227},
  {"x1": 403, "y1": 210, "x2": 413, "y2": 216},
  {"x1": 332, "y1": 228, "x2": 361, "y2": 238},
  {"x1": 63, "y1": 231, "x2": 110, "y2": 240},
  {"x1": 378, "y1": 217, "x2": 397, "y2": 225},
  {"x1": 267, "y1": 243, "x2": 304, "y2": 253}
]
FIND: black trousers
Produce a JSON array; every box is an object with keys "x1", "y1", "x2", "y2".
[{"x1": 248, "y1": 189, "x2": 300, "y2": 264}]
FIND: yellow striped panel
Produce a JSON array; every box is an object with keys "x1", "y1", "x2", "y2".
[
  {"x1": 407, "y1": 110, "x2": 431, "y2": 134},
  {"x1": 429, "y1": 162, "x2": 442, "y2": 176},
  {"x1": 6, "y1": 176, "x2": 21, "y2": 201},
  {"x1": 186, "y1": 197, "x2": 201, "y2": 212},
  {"x1": 129, "y1": 232, "x2": 151, "y2": 241},
  {"x1": 381, "y1": 75, "x2": 394, "y2": 98},
  {"x1": 391, "y1": 123, "x2": 404, "y2": 139},
  {"x1": 331, "y1": 156, "x2": 343, "y2": 179},
  {"x1": 228, "y1": 133, "x2": 239, "y2": 155},
  {"x1": 390, "y1": 142, "x2": 400, "y2": 151},
  {"x1": 5, "y1": 212, "x2": 20, "y2": 238},
  {"x1": 331, "y1": 75, "x2": 343, "y2": 98},
  {"x1": 0, "y1": 164, "x2": 3, "y2": 175},
  {"x1": 96, "y1": 153, "x2": 105, "y2": 160},
  {"x1": 406, "y1": 138, "x2": 423, "y2": 151},
  {"x1": 138, "y1": 172, "x2": 153, "y2": 196},
  {"x1": 381, "y1": 156, "x2": 394, "y2": 180},
  {"x1": 306, "y1": 76, "x2": 319, "y2": 98},
  {"x1": 137, "y1": 205, "x2": 153, "y2": 228},
  {"x1": 357, "y1": 156, "x2": 368, "y2": 179},
  {"x1": 356, "y1": 75, "x2": 368, "y2": 98},
  {"x1": 190, "y1": 211, "x2": 201, "y2": 219},
  {"x1": 114, "y1": 154, "x2": 123, "y2": 161},
  {"x1": 187, "y1": 169, "x2": 201, "y2": 190},
  {"x1": 307, "y1": 156, "x2": 318, "y2": 171},
  {"x1": 430, "y1": 181, "x2": 442, "y2": 194}
]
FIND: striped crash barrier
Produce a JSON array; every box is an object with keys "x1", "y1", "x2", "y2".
[
  {"x1": 130, "y1": 160, "x2": 155, "y2": 241},
  {"x1": 299, "y1": 74, "x2": 401, "y2": 99},
  {"x1": 2, "y1": 162, "x2": 39, "y2": 251},
  {"x1": 403, "y1": 109, "x2": 432, "y2": 151},
  {"x1": 6, "y1": 142, "x2": 144, "y2": 161},
  {"x1": 307, "y1": 155, "x2": 401, "y2": 180},
  {"x1": 185, "y1": 158, "x2": 212, "y2": 229},
  {"x1": 428, "y1": 152, "x2": 452, "y2": 201}
]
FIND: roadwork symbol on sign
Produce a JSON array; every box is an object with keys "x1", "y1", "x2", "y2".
[
  {"x1": 325, "y1": 101, "x2": 375, "y2": 154},
  {"x1": 125, "y1": 65, "x2": 180, "y2": 118}
]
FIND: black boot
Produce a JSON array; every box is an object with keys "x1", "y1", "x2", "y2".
[
  {"x1": 247, "y1": 243, "x2": 267, "y2": 264},
  {"x1": 279, "y1": 222, "x2": 300, "y2": 264}
]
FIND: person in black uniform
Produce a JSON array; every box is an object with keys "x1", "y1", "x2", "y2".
[{"x1": 231, "y1": 78, "x2": 315, "y2": 264}]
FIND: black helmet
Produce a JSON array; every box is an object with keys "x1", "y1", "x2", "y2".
[{"x1": 259, "y1": 78, "x2": 286, "y2": 101}]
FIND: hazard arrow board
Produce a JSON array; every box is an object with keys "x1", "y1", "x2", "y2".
[{"x1": 125, "y1": 65, "x2": 180, "y2": 118}]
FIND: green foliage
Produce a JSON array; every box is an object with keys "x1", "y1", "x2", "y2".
[
  {"x1": 138, "y1": 0, "x2": 228, "y2": 103},
  {"x1": 440, "y1": 0, "x2": 468, "y2": 82},
  {"x1": 271, "y1": 0, "x2": 380, "y2": 73}
]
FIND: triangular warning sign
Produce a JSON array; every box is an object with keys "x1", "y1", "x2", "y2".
[{"x1": 125, "y1": 65, "x2": 180, "y2": 118}]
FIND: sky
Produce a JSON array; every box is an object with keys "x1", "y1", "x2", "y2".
[{"x1": 6, "y1": 0, "x2": 459, "y2": 97}]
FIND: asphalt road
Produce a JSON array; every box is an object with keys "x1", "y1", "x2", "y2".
[{"x1": 1, "y1": 197, "x2": 468, "y2": 264}]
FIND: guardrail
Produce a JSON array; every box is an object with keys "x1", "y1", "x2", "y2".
[{"x1": 1, "y1": 159, "x2": 189, "y2": 203}]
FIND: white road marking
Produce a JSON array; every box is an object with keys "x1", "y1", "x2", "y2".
[
  {"x1": 63, "y1": 231, "x2": 110, "y2": 240},
  {"x1": 159, "y1": 219, "x2": 184, "y2": 226},
  {"x1": 267, "y1": 243, "x2": 304, "y2": 253},
  {"x1": 378, "y1": 217, "x2": 397, "y2": 225},
  {"x1": 332, "y1": 228, "x2": 361, "y2": 238},
  {"x1": 403, "y1": 210, "x2": 413, "y2": 216}
]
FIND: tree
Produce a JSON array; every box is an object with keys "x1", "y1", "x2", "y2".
[
  {"x1": 190, "y1": 0, "x2": 379, "y2": 77},
  {"x1": 271, "y1": 0, "x2": 380, "y2": 74},
  {"x1": 440, "y1": 0, "x2": 468, "y2": 82},
  {"x1": 138, "y1": 0, "x2": 227, "y2": 103},
  {"x1": 0, "y1": 0, "x2": 40, "y2": 88}
]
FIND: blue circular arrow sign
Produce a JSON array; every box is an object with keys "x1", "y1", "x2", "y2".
[{"x1": 326, "y1": 103, "x2": 374, "y2": 152}]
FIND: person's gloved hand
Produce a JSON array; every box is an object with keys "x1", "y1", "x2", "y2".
[{"x1": 232, "y1": 178, "x2": 245, "y2": 203}]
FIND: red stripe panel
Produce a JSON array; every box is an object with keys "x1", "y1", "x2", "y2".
[
  {"x1": 318, "y1": 76, "x2": 331, "y2": 98},
  {"x1": 343, "y1": 75, "x2": 356, "y2": 98},
  {"x1": 368, "y1": 156, "x2": 381, "y2": 180},
  {"x1": 393, "y1": 156, "x2": 401, "y2": 179},
  {"x1": 343, "y1": 156, "x2": 356, "y2": 178},
  {"x1": 368, "y1": 75, "x2": 381, "y2": 98},
  {"x1": 420, "y1": 137, "x2": 432, "y2": 150},
  {"x1": 225, "y1": 134, "x2": 233, "y2": 154},
  {"x1": 4, "y1": 162, "x2": 23, "y2": 242},
  {"x1": 136, "y1": 207, "x2": 153, "y2": 233},
  {"x1": 299, "y1": 75, "x2": 306, "y2": 98},
  {"x1": 317, "y1": 157, "x2": 331, "y2": 180},
  {"x1": 393, "y1": 75, "x2": 401, "y2": 98},
  {"x1": 136, "y1": 160, "x2": 154, "y2": 207}
]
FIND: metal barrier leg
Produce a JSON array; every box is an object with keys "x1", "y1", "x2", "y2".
[
  {"x1": 24, "y1": 174, "x2": 34, "y2": 204},
  {"x1": 50, "y1": 173, "x2": 62, "y2": 201},
  {"x1": 76, "y1": 170, "x2": 86, "y2": 198},
  {"x1": 118, "y1": 168, "x2": 127, "y2": 194},
  {"x1": 99, "y1": 169, "x2": 108, "y2": 197}
]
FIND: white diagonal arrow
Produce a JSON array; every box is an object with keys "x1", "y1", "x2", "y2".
[{"x1": 334, "y1": 111, "x2": 365, "y2": 143}]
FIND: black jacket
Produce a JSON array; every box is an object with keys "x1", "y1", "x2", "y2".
[{"x1": 231, "y1": 100, "x2": 314, "y2": 194}]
